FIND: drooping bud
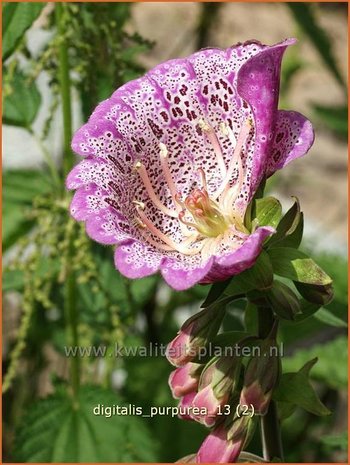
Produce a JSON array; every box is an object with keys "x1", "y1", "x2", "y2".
[
  {"x1": 196, "y1": 415, "x2": 257, "y2": 463},
  {"x1": 240, "y1": 334, "x2": 280, "y2": 415},
  {"x1": 166, "y1": 304, "x2": 225, "y2": 366},
  {"x1": 178, "y1": 391, "x2": 197, "y2": 420},
  {"x1": 266, "y1": 280, "x2": 301, "y2": 320},
  {"x1": 191, "y1": 355, "x2": 241, "y2": 426},
  {"x1": 294, "y1": 281, "x2": 334, "y2": 306},
  {"x1": 168, "y1": 363, "x2": 202, "y2": 399}
]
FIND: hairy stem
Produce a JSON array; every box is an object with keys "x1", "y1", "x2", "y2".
[{"x1": 258, "y1": 307, "x2": 284, "y2": 461}]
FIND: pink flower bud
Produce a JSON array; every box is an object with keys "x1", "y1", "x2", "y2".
[
  {"x1": 166, "y1": 305, "x2": 225, "y2": 366},
  {"x1": 192, "y1": 385, "x2": 229, "y2": 427},
  {"x1": 168, "y1": 363, "x2": 201, "y2": 399},
  {"x1": 241, "y1": 336, "x2": 280, "y2": 414},
  {"x1": 196, "y1": 416, "x2": 257, "y2": 463},
  {"x1": 178, "y1": 391, "x2": 197, "y2": 420},
  {"x1": 196, "y1": 423, "x2": 243, "y2": 463}
]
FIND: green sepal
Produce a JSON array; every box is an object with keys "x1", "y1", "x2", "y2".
[
  {"x1": 294, "y1": 281, "x2": 334, "y2": 306},
  {"x1": 253, "y1": 196, "x2": 282, "y2": 230},
  {"x1": 244, "y1": 178, "x2": 266, "y2": 231},
  {"x1": 273, "y1": 358, "x2": 331, "y2": 416},
  {"x1": 225, "y1": 250, "x2": 273, "y2": 296},
  {"x1": 267, "y1": 197, "x2": 303, "y2": 249},
  {"x1": 201, "y1": 278, "x2": 232, "y2": 307},
  {"x1": 268, "y1": 247, "x2": 332, "y2": 286},
  {"x1": 294, "y1": 299, "x2": 321, "y2": 322},
  {"x1": 313, "y1": 307, "x2": 347, "y2": 328},
  {"x1": 192, "y1": 331, "x2": 252, "y2": 365},
  {"x1": 266, "y1": 280, "x2": 301, "y2": 321}
]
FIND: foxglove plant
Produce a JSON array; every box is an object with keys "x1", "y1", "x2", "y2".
[{"x1": 67, "y1": 38, "x2": 333, "y2": 462}]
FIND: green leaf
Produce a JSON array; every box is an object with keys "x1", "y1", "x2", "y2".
[
  {"x1": 3, "y1": 268, "x2": 25, "y2": 292},
  {"x1": 313, "y1": 307, "x2": 347, "y2": 328},
  {"x1": 287, "y1": 3, "x2": 345, "y2": 89},
  {"x1": 276, "y1": 400, "x2": 297, "y2": 421},
  {"x1": 244, "y1": 302, "x2": 258, "y2": 334},
  {"x1": 320, "y1": 432, "x2": 348, "y2": 453},
  {"x1": 268, "y1": 247, "x2": 332, "y2": 286},
  {"x1": 14, "y1": 385, "x2": 158, "y2": 462},
  {"x1": 312, "y1": 104, "x2": 347, "y2": 139},
  {"x1": 3, "y1": 3, "x2": 45, "y2": 61},
  {"x1": 225, "y1": 250, "x2": 273, "y2": 295},
  {"x1": 3, "y1": 170, "x2": 52, "y2": 251},
  {"x1": 130, "y1": 275, "x2": 158, "y2": 306},
  {"x1": 282, "y1": 336, "x2": 347, "y2": 390},
  {"x1": 266, "y1": 280, "x2": 301, "y2": 321},
  {"x1": 268, "y1": 197, "x2": 302, "y2": 248},
  {"x1": 274, "y1": 358, "x2": 330, "y2": 416},
  {"x1": 3, "y1": 71, "x2": 41, "y2": 127},
  {"x1": 253, "y1": 196, "x2": 282, "y2": 229}
]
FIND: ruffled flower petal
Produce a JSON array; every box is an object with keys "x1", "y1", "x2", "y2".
[
  {"x1": 266, "y1": 110, "x2": 315, "y2": 175},
  {"x1": 67, "y1": 39, "x2": 314, "y2": 290},
  {"x1": 114, "y1": 239, "x2": 163, "y2": 279}
]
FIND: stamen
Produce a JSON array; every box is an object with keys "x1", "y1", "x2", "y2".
[
  {"x1": 198, "y1": 168, "x2": 208, "y2": 191},
  {"x1": 134, "y1": 161, "x2": 177, "y2": 218},
  {"x1": 159, "y1": 143, "x2": 179, "y2": 208},
  {"x1": 135, "y1": 205, "x2": 200, "y2": 255},
  {"x1": 175, "y1": 193, "x2": 186, "y2": 210},
  {"x1": 213, "y1": 119, "x2": 251, "y2": 200},
  {"x1": 179, "y1": 211, "x2": 201, "y2": 231},
  {"x1": 199, "y1": 119, "x2": 227, "y2": 178}
]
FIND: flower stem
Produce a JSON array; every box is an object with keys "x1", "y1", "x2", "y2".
[
  {"x1": 55, "y1": 3, "x2": 74, "y2": 178},
  {"x1": 257, "y1": 307, "x2": 284, "y2": 461}
]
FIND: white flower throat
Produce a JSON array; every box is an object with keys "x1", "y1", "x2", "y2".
[{"x1": 132, "y1": 119, "x2": 251, "y2": 258}]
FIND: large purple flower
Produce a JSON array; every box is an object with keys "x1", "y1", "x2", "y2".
[{"x1": 66, "y1": 38, "x2": 314, "y2": 291}]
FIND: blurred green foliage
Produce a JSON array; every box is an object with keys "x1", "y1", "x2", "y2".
[{"x1": 2, "y1": 2, "x2": 347, "y2": 463}]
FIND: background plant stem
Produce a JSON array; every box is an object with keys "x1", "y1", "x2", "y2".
[
  {"x1": 55, "y1": 4, "x2": 79, "y2": 401},
  {"x1": 258, "y1": 307, "x2": 284, "y2": 461},
  {"x1": 55, "y1": 3, "x2": 74, "y2": 178}
]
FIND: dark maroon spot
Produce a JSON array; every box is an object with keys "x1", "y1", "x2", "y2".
[
  {"x1": 179, "y1": 84, "x2": 188, "y2": 96},
  {"x1": 147, "y1": 118, "x2": 163, "y2": 138},
  {"x1": 220, "y1": 79, "x2": 228, "y2": 89},
  {"x1": 160, "y1": 111, "x2": 169, "y2": 122},
  {"x1": 203, "y1": 85, "x2": 209, "y2": 95},
  {"x1": 107, "y1": 155, "x2": 124, "y2": 173},
  {"x1": 273, "y1": 150, "x2": 281, "y2": 162},
  {"x1": 276, "y1": 132, "x2": 284, "y2": 143},
  {"x1": 174, "y1": 96, "x2": 180, "y2": 104}
]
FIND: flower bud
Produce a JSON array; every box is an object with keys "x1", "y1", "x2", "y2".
[
  {"x1": 240, "y1": 337, "x2": 280, "y2": 415},
  {"x1": 178, "y1": 391, "x2": 196, "y2": 420},
  {"x1": 191, "y1": 355, "x2": 241, "y2": 426},
  {"x1": 196, "y1": 416, "x2": 256, "y2": 463},
  {"x1": 168, "y1": 363, "x2": 202, "y2": 399},
  {"x1": 166, "y1": 305, "x2": 225, "y2": 366}
]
